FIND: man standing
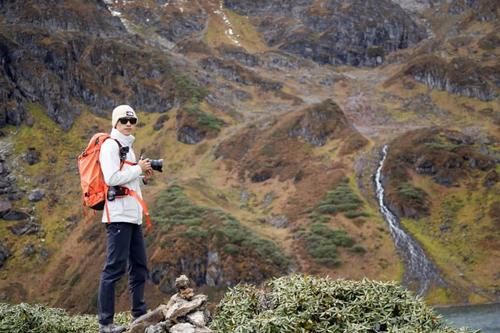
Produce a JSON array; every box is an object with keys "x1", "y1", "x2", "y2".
[{"x1": 98, "y1": 105, "x2": 153, "y2": 333}]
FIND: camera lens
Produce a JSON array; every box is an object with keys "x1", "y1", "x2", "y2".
[{"x1": 150, "y1": 159, "x2": 163, "y2": 172}]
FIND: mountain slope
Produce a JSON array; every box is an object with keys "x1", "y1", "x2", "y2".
[{"x1": 0, "y1": 0, "x2": 498, "y2": 312}]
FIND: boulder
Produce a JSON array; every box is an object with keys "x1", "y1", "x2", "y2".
[
  {"x1": 9, "y1": 220, "x2": 41, "y2": 236},
  {"x1": 2, "y1": 210, "x2": 30, "y2": 221},
  {"x1": 28, "y1": 189, "x2": 44, "y2": 202},
  {"x1": 25, "y1": 148, "x2": 41, "y2": 165},
  {"x1": 0, "y1": 200, "x2": 12, "y2": 217}
]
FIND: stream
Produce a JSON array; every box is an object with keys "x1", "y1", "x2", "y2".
[
  {"x1": 375, "y1": 145, "x2": 443, "y2": 296},
  {"x1": 436, "y1": 303, "x2": 500, "y2": 333}
]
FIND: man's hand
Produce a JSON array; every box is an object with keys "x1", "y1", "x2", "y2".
[
  {"x1": 138, "y1": 158, "x2": 152, "y2": 173},
  {"x1": 143, "y1": 169, "x2": 154, "y2": 182}
]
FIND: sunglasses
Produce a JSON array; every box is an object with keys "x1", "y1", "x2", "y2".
[{"x1": 118, "y1": 117, "x2": 137, "y2": 125}]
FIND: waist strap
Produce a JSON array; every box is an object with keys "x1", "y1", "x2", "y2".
[{"x1": 104, "y1": 186, "x2": 152, "y2": 231}]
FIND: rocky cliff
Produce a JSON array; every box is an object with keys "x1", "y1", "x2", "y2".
[
  {"x1": 224, "y1": 0, "x2": 428, "y2": 66},
  {"x1": 0, "y1": 1, "x2": 184, "y2": 129}
]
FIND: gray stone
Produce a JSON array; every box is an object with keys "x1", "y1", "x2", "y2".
[
  {"x1": 9, "y1": 221, "x2": 41, "y2": 236},
  {"x1": 2, "y1": 211, "x2": 30, "y2": 221},
  {"x1": 0, "y1": 200, "x2": 11, "y2": 217},
  {"x1": 28, "y1": 189, "x2": 44, "y2": 202},
  {"x1": 265, "y1": 215, "x2": 288, "y2": 228},
  {"x1": 128, "y1": 305, "x2": 168, "y2": 333},
  {"x1": 193, "y1": 328, "x2": 213, "y2": 333},
  {"x1": 163, "y1": 294, "x2": 207, "y2": 322},
  {"x1": 144, "y1": 322, "x2": 168, "y2": 333},
  {"x1": 262, "y1": 192, "x2": 274, "y2": 208},
  {"x1": 25, "y1": 148, "x2": 40, "y2": 165},
  {"x1": 170, "y1": 323, "x2": 195, "y2": 333},
  {"x1": 22, "y1": 244, "x2": 36, "y2": 257},
  {"x1": 175, "y1": 275, "x2": 191, "y2": 289},
  {"x1": 187, "y1": 311, "x2": 206, "y2": 327}
]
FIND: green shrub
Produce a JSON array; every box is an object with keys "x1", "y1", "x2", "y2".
[
  {"x1": 316, "y1": 204, "x2": 337, "y2": 214},
  {"x1": 398, "y1": 182, "x2": 427, "y2": 204},
  {"x1": 344, "y1": 211, "x2": 370, "y2": 219},
  {"x1": 173, "y1": 74, "x2": 208, "y2": 103},
  {"x1": 0, "y1": 303, "x2": 129, "y2": 333},
  {"x1": 350, "y1": 244, "x2": 367, "y2": 254},
  {"x1": 304, "y1": 224, "x2": 355, "y2": 266},
  {"x1": 211, "y1": 275, "x2": 475, "y2": 333},
  {"x1": 310, "y1": 180, "x2": 368, "y2": 220}
]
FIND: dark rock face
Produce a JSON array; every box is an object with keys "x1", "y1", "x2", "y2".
[
  {"x1": 175, "y1": 107, "x2": 224, "y2": 145},
  {"x1": 224, "y1": 0, "x2": 427, "y2": 66},
  {"x1": 104, "y1": 0, "x2": 207, "y2": 43},
  {"x1": 199, "y1": 57, "x2": 283, "y2": 91},
  {"x1": 0, "y1": 1, "x2": 126, "y2": 36},
  {"x1": 0, "y1": 1, "x2": 179, "y2": 130},
  {"x1": 0, "y1": 149, "x2": 22, "y2": 204},
  {"x1": 177, "y1": 126, "x2": 205, "y2": 145},
  {"x1": 219, "y1": 45, "x2": 261, "y2": 67},
  {"x1": 403, "y1": 55, "x2": 498, "y2": 101},
  {"x1": 448, "y1": 0, "x2": 498, "y2": 21}
]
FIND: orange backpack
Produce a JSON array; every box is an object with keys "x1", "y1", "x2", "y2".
[{"x1": 77, "y1": 133, "x2": 152, "y2": 229}]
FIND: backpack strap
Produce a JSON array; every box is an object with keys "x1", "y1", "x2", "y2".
[{"x1": 124, "y1": 187, "x2": 152, "y2": 231}]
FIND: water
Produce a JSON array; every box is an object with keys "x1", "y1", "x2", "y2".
[
  {"x1": 375, "y1": 145, "x2": 443, "y2": 295},
  {"x1": 436, "y1": 303, "x2": 500, "y2": 333}
]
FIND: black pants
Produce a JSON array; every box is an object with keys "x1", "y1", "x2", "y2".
[{"x1": 98, "y1": 223, "x2": 148, "y2": 325}]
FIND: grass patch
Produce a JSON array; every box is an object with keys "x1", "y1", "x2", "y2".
[
  {"x1": 182, "y1": 102, "x2": 225, "y2": 132},
  {"x1": 309, "y1": 178, "x2": 369, "y2": 222},
  {"x1": 398, "y1": 182, "x2": 428, "y2": 205},
  {"x1": 301, "y1": 223, "x2": 356, "y2": 267},
  {"x1": 173, "y1": 74, "x2": 208, "y2": 104},
  {"x1": 153, "y1": 185, "x2": 289, "y2": 268}
]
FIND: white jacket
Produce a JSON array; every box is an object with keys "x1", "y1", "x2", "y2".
[{"x1": 99, "y1": 128, "x2": 144, "y2": 224}]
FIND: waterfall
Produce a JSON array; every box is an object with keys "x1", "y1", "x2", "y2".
[{"x1": 375, "y1": 145, "x2": 443, "y2": 296}]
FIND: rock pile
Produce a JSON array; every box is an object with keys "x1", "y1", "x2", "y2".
[{"x1": 127, "y1": 275, "x2": 212, "y2": 333}]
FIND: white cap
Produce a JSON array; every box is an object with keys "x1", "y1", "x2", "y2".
[{"x1": 112, "y1": 105, "x2": 138, "y2": 128}]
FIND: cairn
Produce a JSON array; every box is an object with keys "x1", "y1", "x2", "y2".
[{"x1": 127, "y1": 275, "x2": 212, "y2": 333}]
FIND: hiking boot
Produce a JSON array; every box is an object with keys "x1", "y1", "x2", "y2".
[{"x1": 99, "y1": 323, "x2": 127, "y2": 333}]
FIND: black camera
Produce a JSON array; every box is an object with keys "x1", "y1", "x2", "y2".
[
  {"x1": 107, "y1": 186, "x2": 127, "y2": 201},
  {"x1": 149, "y1": 159, "x2": 163, "y2": 172}
]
